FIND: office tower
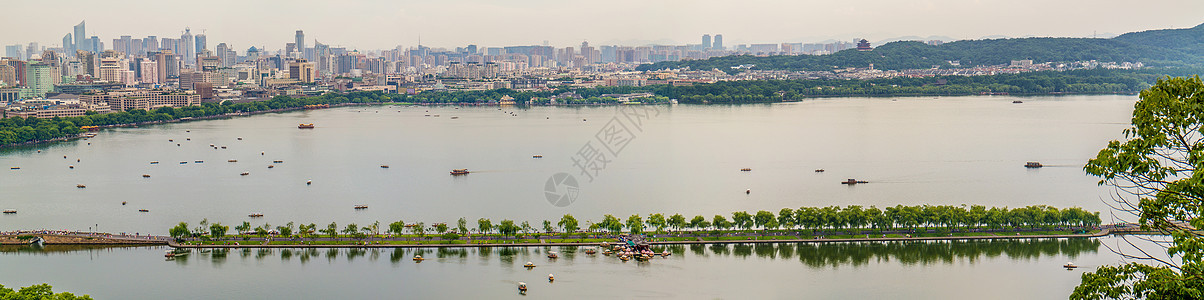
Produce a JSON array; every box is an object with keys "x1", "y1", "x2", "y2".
[
  {"x1": 246, "y1": 46, "x2": 260, "y2": 62},
  {"x1": 5, "y1": 45, "x2": 21, "y2": 59},
  {"x1": 26, "y1": 43, "x2": 39, "y2": 60},
  {"x1": 289, "y1": 59, "x2": 314, "y2": 83},
  {"x1": 194, "y1": 34, "x2": 207, "y2": 55},
  {"x1": 87, "y1": 36, "x2": 101, "y2": 54},
  {"x1": 75, "y1": 50, "x2": 95, "y2": 76},
  {"x1": 25, "y1": 63, "x2": 53, "y2": 98},
  {"x1": 139, "y1": 58, "x2": 158, "y2": 84},
  {"x1": 63, "y1": 34, "x2": 74, "y2": 55},
  {"x1": 294, "y1": 30, "x2": 305, "y2": 58},
  {"x1": 285, "y1": 43, "x2": 296, "y2": 56},
  {"x1": 145, "y1": 36, "x2": 159, "y2": 52},
  {"x1": 73, "y1": 21, "x2": 86, "y2": 52},
  {"x1": 180, "y1": 28, "x2": 195, "y2": 67},
  {"x1": 215, "y1": 43, "x2": 234, "y2": 67},
  {"x1": 713, "y1": 34, "x2": 724, "y2": 50},
  {"x1": 702, "y1": 34, "x2": 712, "y2": 49}
]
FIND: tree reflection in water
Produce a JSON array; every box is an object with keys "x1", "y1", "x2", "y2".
[{"x1": 0, "y1": 238, "x2": 1102, "y2": 269}]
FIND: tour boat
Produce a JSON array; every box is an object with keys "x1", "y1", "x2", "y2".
[
  {"x1": 2, "y1": 209, "x2": 16, "y2": 214},
  {"x1": 228, "y1": 159, "x2": 237, "y2": 162},
  {"x1": 9, "y1": 167, "x2": 18, "y2": 170},
  {"x1": 1013, "y1": 100, "x2": 1024, "y2": 104},
  {"x1": 518, "y1": 282, "x2": 527, "y2": 292},
  {"x1": 220, "y1": 146, "x2": 227, "y2": 149},
  {"x1": 413, "y1": 255, "x2": 424, "y2": 262},
  {"x1": 273, "y1": 160, "x2": 284, "y2": 163},
  {"x1": 68, "y1": 165, "x2": 74, "y2": 169},
  {"x1": 122, "y1": 201, "x2": 127, "y2": 205},
  {"x1": 267, "y1": 165, "x2": 274, "y2": 169},
  {"x1": 150, "y1": 161, "x2": 159, "y2": 164},
  {"x1": 138, "y1": 209, "x2": 149, "y2": 212},
  {"x1": 76, "y1": 184, "x2": 86, "y2": 188},
  {"x1": 142, "y1": 174, "x2": 151, "y2": 178},
  {"x1": 740, "y1": 168, "x2": 752, "y2": 171},
  {"x1": 298, "y1": 123, "x2": 315, "y2": 129},
  {"x1": 306, "y1": 180, "x2": 312, "y2": 185},
  {"x1": 450, "y1": 116, "x2": 459, "y2": 119},
  {"x1": 524, "y1": 261, "x2": 536, "y2": 268},
  {"x1": 841, "y1": 179, "x2": 868, "y2": 185},
  {"x1": 354, "y1": 205, "x2": 369, "y2": 209},
  {"x1": 547, "y1": 251, "x2": 558, "y2": 259},
  {"x1": 1025, "y1": 162, "x2": 1044, "y2": 168},
  {"x1": 249, "y1": 213, "x2": 264, "y2": 217},
  {"x1": 1064, "y1": 262, "x2": 1078, "y2": 269},
  {"x1": 450, "y1": 169, "x2": 470, "y2": 175},
  {"x1": 584, "y1": 248, "x2": 597, "y2": 255},
  {"x1": 179, "y1": 161, "x2": 187, "y2": 164},
  {"x1": 548, "y1": 274, "x2": 555, "y2": 282},
  {"x1": 240, "y1": 172, "x2": 250, "y2": 176},
  {"x1": 194, "y1": 160, "x2": 204, "y2": 163},
  {"x1": 380, "y1": 165, "x2": 389, "y2": 168},
  {"x1": 532, "y1": 155, "x2": 543, "y2": 158},
  {"x1": 815, "y1": 169, "x2": 825, "y2": 172},
  {"x1": 237, "y1": 137, "x2": 243, "y2": 140}
]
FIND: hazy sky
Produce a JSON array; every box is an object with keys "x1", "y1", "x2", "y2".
[{"x1": 3, "y1": 0, "x2": 1203, "y2": 51}]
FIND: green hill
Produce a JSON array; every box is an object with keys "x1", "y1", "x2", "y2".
[{"x1": 637, "y1": 23, "x2": 1204, "y2": 72}]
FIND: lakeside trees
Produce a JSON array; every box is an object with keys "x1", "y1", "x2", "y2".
[
  {"x1": 1072, "y1": 76, "x2": 1204, "y2": 299},
  {"x1": 0, "y1": 283, "x2": 92, "y2": 300}
]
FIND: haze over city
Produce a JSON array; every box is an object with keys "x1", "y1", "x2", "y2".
[{"x1": 3, "y1": 0, "x2": 1204, "y2": 49}]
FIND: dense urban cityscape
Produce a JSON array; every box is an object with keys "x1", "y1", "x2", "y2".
[{"x1": 2, "y1": 2, "x2": 1203, "y2": 298}]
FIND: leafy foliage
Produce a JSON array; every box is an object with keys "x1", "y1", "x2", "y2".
[
  {"x1": 0, "y1": 283, "x2": 92, "y2": 300},
  {"x1": 1075, "y1": 76, "x2": 1204, "y2": 299}
]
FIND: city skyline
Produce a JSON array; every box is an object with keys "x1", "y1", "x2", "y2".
[{"x1": 2, "y1": 0, "x2": 1203, "y2": 51}]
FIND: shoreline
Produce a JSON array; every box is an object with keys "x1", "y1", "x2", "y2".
[{"x1": 164, "y1": 229, "x2": 1116, "y2": 249}]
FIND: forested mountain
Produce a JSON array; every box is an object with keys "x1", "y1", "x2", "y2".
[{"x1": 637, "y1": 23, "x2": 1204, "y2": 72}]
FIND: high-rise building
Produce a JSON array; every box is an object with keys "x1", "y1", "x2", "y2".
[
  {"x1": 73, "y1": 21, "x2": 86, "y2": 53},
  {"x1": 145, "y1": 36, "x2": 159, "y2": 52},
  {"x1": 194, "y1": 34, "x2": 207, "y2": 55},
  {"x1": 180, "y1": 28, "x2": 195, "y2": 67},
  {"x1": 62, "y1": 34, "x2": 74, "y2": 55},
  {"x1": 702, "y1": 34, "x2": 712, "y2": 49},
  {"x1": 26, "y1": 43, "x2": 39, "y2": 60},
  {"x1": 294, "y1": 30, "x2": 305, "y2": 58},
  {"x1": 139, "y1": 58, "x2": 158, "y2": 84},
  {"x1": 289, "y1": 59, "x2": 314, "y2": 83},
  {"x1": 24, "y1": 63, "x2": 54, "y2": 98},
  {"x1": 215, "y1": 43, "x2": 235, "y2": 67},
  {"x1": 154, "y1": 50, "x2": 175, "y2": 84},
  {"x1": 713, "y1": 34, "x2": 724, "y2": 50},
  {"x1": 87, "y1": 36, "x2": 101, "y2": 54},
  {"x1": 5, "y1": 45, "x2": 22, "y2": 59}
]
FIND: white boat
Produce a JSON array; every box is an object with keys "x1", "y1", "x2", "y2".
[{"x1": 2, "y1": 209, "x2": 15, "y2": 214}]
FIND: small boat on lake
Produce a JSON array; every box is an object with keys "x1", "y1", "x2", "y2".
[
  {"x1": 150, "y1": 161, "x2": 159, "y2": 164},
  {"x1": 740, "y1": 168, "x2": 752, "y2": 172},
  {"x1": 450, "y1": 116, "x2": 459, "y2": 119},
  {"x1": 547, "y1": 251, "x2": 558, "y2": 259},
  {"x1": 194, "y1": 160, "x2": 204, "y2": 163},
  {"x1": 1025, "y1": 162, "x2": 1044, "y2": 168},
  {"x1": 1064, "y1": 262, "x2": 1078, "y2": 269},
  {"x1": 815, "y1": 169, "x2": 825, "y2": 172},
  {"x1": 142, "y1": 174, "x2": 151, "y2": 178},
  {"x1": 518, "y1": 282, "x2": 527, "y2": 292},
  {"x1": 354, "y1": 205, "x2": 368, "y2": 209},
  {"x1": 1013, "y1": 100, "x2": 1024, "y2": 104},
  {"x1": 450, "y1": 169, "x2": 470, "y2": 175},
  {"x1": 532, "y1": 155, "x2": 543, "y2": 158},
  {"x1": 228, "y1": 160, "x2": 237, "y2": 162},
  {"x1": 249, "y1": 213, "x2": 264, "y2": 217},
  {"x1": 76, "y1": 184, "x2": 86, "y2": 188},
  {"x1": 298, "y1": 123, "x2": 315, "y2": 129},
  {"x1": 584, "y1": 248, "x2": 597, "y2": 255},
  {"x1": 179, "y1": 161, "x2": 187, "y2": 164},
  {"x1": 413, "y1": 255, "x2": 424, "y2": 262},
  {"x1": 524, "y1": 261, "x2": 536, "y2": 268},
  {"x1": 267, "y1": 165, "x2": 274, "y2": 169},
  {"x1": 841, "y1": 179, "x2": 868, "y2": 185},
  {"x1": 273, "y1": 160, "x2": 283, "y2": 163},
  {"x1": 3, "y1": 209, "x2": 16, "y2": 214},
  {"x1": 9, "y1": 167, "x2": 19, "y2": 170},
  {"x1": 138, "y1": 209, "x2": 149, "y2": 212},
  {"x1": 380, "y1": 165, "x2": 389, "y2": 168},
  {"x1": 240, "y1": 172, "x2": 250, "y2": 176}
]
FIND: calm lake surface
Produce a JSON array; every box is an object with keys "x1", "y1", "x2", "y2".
[
  {"x1": 0, "y1": 95, "x2": 1135, "y2": 234},
  {"x1": 0, "y1": 237, "x2": 1149, "y2": 299},
  {"x1": 0, "y1": 95, "x2": 1152, "y2": 298}
]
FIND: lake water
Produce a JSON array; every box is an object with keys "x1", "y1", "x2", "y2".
[
  {"x1": 0, "y1": 95, "x2": 1153, "y2": 298},
  {"x1": 0, "y1": 237, "x2": 1148, "y2": 299},
  {"x1": 0, "y1": 95, "x2": 1135, "y2": 234}
]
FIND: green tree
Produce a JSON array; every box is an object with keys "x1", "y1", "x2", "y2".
[
  {"x1": 388, "y1": 220, "x2": 406, "y2": 235},
  {"x1": 626, "y1": 214, "x2": 645, "y2": 234},
  {"x1": 647, "y1": 213, "x2": 667, "y2": 233},
  {"x1": 668, "y1": 214, "x2": 687, "y2": 232},
  {"x1": 478, "y1": 218, "x2": 493, "y2": 235},
  {"x1": 324, "y1": 222, "x2": 338, "y2": 237},
  {"x1": 600, "y1": 214, "x2": 623, "y2": 233},
  {"x1": 713, "y1": 215, "x2": 732, "y2": 230},
  {"x1": 0, "y1": 283, "x2": 93, "y2": 299},
  {"x1": 542, "y1": 220, "x2": 554, "y2": 234},
  {"x1": 168, "y1": 222, "x2": 190, "y2": 239},
  {"x1": 208, "y1": 223, "x2": 228, "y2": 239},
  {"x1": 558, "y1": 214, "x2": 580, "y2": 236},
  {"x1": 457, "y1": 217, "x2": 469, "y2": 234},
  {"x1": 754, "y1": 210, "x2": 776, "y2": 230},
  {"x1": 1073, "y1": 76, "x2": 1204, "y2": 299},
  {"x1": 689, "y1": 215, "x2": 710, "y2": 230},
  {"x1": 435, "y1": 223, "x2": 449, "y2": 234},
  {"x1": 342, "y1": 223, "x2": 359, "y2": 236},
  {"x1": 235, "y1": 221, "x2": 251, "y2": 234},
  {"x1": 498, "y1": 220, "x2": 519, "y2": 237}
]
